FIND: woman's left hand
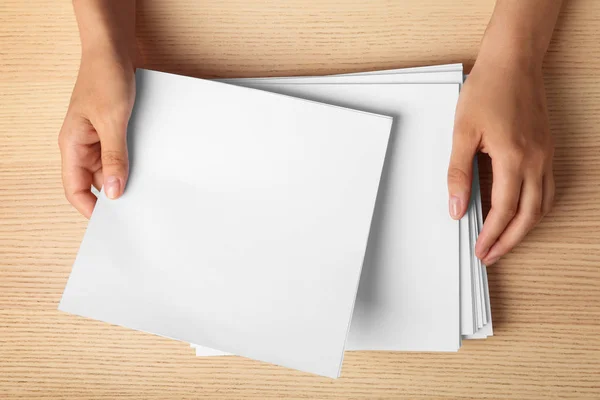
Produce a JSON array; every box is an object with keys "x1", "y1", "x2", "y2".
[{"x1": 447, "y1": 54, "x2": 555, "y2": 266}]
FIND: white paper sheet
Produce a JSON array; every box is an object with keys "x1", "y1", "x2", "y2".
[
  {"x1": 222, "y1": 67, "x2": 477, "y2": 336},
  {"x1": 231, "y1": 65, "x2": 493, "y2": 339},
  {"x1": 192, "y1": 64, "x2": 493, "y2": 356},
  {"x1": 225, "y1": 68, "x2": 485, "y2": 340},
  {"x1": 196, "y1": 82, "x2": 462, "y2": 352},
  {"x1": 336, "y1": 63, "x2": 463, "y2": 76},
  {"x1": 59, "y1": 69, "x2": 393, "y2": 378},
  {"x1": 219, "y1": 70, "x2": 463, "y2": 86}
]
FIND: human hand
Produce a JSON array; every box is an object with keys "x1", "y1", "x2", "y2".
[
  {"x1": 58, "y1": 48, "x2": 135, "y2": 218},
  {"x1": 447, "y1": 56, "x2": 555, "y2": 266}
]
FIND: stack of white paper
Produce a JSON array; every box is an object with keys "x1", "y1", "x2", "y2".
[
  {"x1": 59, "y1": 64, "x2": 492, "y2": 379},
  {"x1": 191, "y1": 63, "x2": 492, "y2": 356}
]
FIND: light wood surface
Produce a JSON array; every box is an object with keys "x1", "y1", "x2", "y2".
[{"x1": 1, "y1": 0, "x2": 599, "y2": 398}]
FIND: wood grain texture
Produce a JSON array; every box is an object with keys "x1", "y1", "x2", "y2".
[{"x1": 1, "y1": 0, "x2": 599, "y2": 398}]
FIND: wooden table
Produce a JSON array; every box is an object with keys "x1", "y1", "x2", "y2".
[{"x1": 1, "y1": 1, "x2": 599, "y2": 398}]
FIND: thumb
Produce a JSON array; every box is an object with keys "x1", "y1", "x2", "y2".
[
  {"x1": 98, "y1": 120, "x2": 129, "y2": 200},
  {"x1": 447, "y1": 126, "x2": 478, "y2": 220}
]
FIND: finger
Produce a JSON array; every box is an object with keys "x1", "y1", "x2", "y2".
[
  {"x1": 483, "y1": 174, "x2": 543, "y2": 265},
  {"x1": 59, "y1": 118, "x2": 98, "y2": 218},
  {"x1": 541, "y1": 167, "x2": 555, "y2": 216},
  {"x1": 475, "y1": 157, "x2": 523, "y2": 259},
  {"x1": 95, "y1": 118, "x2": 129, "y2": 200},
  {"x1": 62, "y1": 163, "x2": 97, "y2": 219},
  {"x1": 448, "y1": 123, "x2": 479, "y2": 219}
]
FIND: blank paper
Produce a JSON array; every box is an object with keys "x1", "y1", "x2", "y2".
[
  {"x1": 59, "y1": 69, "x2": 393, "y2": 378},
  {"x1": 197, "y1": 83, "x2": 462, "y2": 351},
  {"x1": 192, "y1": 64, "x2": 494, "y2": 357}
]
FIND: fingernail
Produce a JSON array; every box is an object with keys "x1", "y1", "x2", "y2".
[
  {"x1": 449, "y1": 196, "x2": 462, "y2": 219},
  {"x1": 105, "y1": 176, "x2": 121, "y2": 199}
]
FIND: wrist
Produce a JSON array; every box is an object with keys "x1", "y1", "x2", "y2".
[
  {"x1": 80, "y1": 40, "x2": 136, "y2": 71},
  {"x1": 476, "y1": 41, "x2": 543, "y2": 77},
  {"x1": 74, "y1": 0, "x2": 137, "y2": 68},
  {"x1": 476, "y1": 22, "x2": 545, "y2": 73},
  {"x1": 476, "y1": 0, "x2": 562, "y2": 73}
]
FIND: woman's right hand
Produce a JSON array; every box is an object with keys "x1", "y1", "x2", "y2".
[{"x1": 58, "y1": 47, "x2": 136, "y2": 218}]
